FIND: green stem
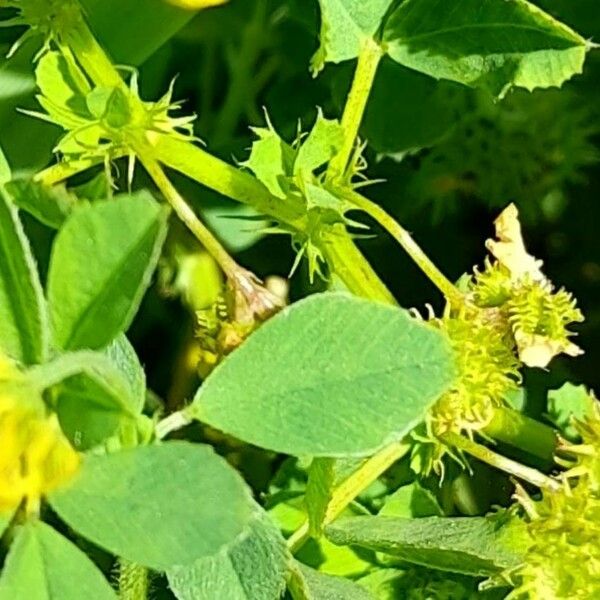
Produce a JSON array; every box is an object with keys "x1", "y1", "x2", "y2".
[
  {"x1": 340, "y1": 188, "x2": 464, "y2": 306},
  {"x1": 156, "y1": 410, "x2": 193, "y2": 440},
  {"x1": 131, "y1": 137, "x2": 241, "y2": 277},
  {"x1": 150, "y1": 134, "x2": 305, "y2": 228},
  {"x1": 287, "y1": 440, "x2": 410, "y2": 553},
  {"x1": 62, "y1": 13, "x2": 124, "y2": 89},
  {"x1": 441, "y1": 432, "x2": 560, "y2": 492},
  {"x1": 327, "y1": 38, "x2": 382, "y2": 182},
  {"x1": 483, "y1": 406, "x2": 558, "y2": 463},
  {"x1": 118, "y1": 559, "x2": 149, "y2": 600},
  {"x1": 320, "y1": 225, "x2": 395, "y2": 304},
  {"x1": 49, "y1": 3, "x2": 395, "y2": 304}
]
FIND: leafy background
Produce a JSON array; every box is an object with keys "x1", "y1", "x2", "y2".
[
  {"x1": 2, "y1": 0, "x2": 599, "y2": 433},
  {"x1": 1, "y1": 0, "x2": 599, "y2": 597}
]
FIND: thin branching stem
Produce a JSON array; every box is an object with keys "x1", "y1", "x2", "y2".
[
  {"x1": 287, "y1": 440, "x2": 411, "y2": 553},
  {"x1": 339, "y1": 188, "x2": 465, "y2": 306},
  {"x1": 327, "y1": 38, "x2": 382, "y2": 182},
  {"x1": 441, "y1": 431, "x2": 561, "y2": 492}
]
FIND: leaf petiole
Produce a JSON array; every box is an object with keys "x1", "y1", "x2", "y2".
[
  {"x1": 440, "y1": 431, "x2": 561, "y2": 492},
  {"x1": 287, "y1": 440, "x2": 411, "y2": 553}
]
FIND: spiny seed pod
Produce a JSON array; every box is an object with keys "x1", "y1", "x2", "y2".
[
  {"x1": 468, "y1": 204, "x2": 584, "y2": 368},
  {"x1": 413, "y1": 309, "x2": 520, "y2": 475},
  {"x1": 560, "y1": 397, "x2": 600, "y2": 495},
  {"x1": 507, "y1": 281, "x2": 583, "y2": 368},
  {"x1": 501, "y1": 399, "x2": 600, "y2": 598},
  {"x1": 504, "y1": 480, "x2": 600, "y2": 599}
]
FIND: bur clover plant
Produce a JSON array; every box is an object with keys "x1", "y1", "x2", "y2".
[{"x1": 0, "y1": 0, "x2": 598, "y2": 598}]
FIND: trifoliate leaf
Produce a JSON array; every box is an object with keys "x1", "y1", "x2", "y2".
[
  {"x1": 191, "y1": 293, "x2": 454, "y2": 457},
  {"x1": 384, "y1": 0, "x2": 589, "y2": 97},
  {"x1": 0, "y1": 521, "x2": 116, "y2": 600},
  {"x1": 311, "y1": 0, "x2": 394, "y2": 75},
  {"x1": 167, "y1": 505, "x2": 288, "y2": 600}
]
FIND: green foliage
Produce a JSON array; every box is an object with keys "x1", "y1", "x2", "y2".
[
  {"x1": 49, "y1": 442, "x2": 254, "y2": 570},
  {"x1": 289, "y1": 562, "x2": 375, "y2": 600},
  {"x1": 0, "y1": 521, "x2": 117, "y2": 600},
  {"x1": 326, "y1": 515, "x2": 524, "y2": 577},
  {"x1": 167, "y1": 506, "x2": 289, "y2": 600},
  {"x1": 311, "y1": 0, "x2": 393, "y2": 74},
  {"x1": 0, "y1": 188, "x2": 48, "y2": 364},
  {"x1": 384, "y1": 0, "x2": 589, "y2": 96},
  {"x1": 47, "y1": 192, "x2": 168, "y2": 350},
  {"x1": 547, "y1": 382, "x2": 596, "y2": 440},
  {"x1": 0, "y1": 0, "x2": 598, "y2": 598},
  {"x1": 6, "y1": 179, "x2": 78, "y2": 228},
  {"x1": 191, "y1": 293, "x2": 454, "y2": 456}
]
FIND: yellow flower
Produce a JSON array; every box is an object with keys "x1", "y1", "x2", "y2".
[
  {"x1": 164, "y1": 0, "x2": 227, "y2": 10},
  {"x1": 0, "y1": 388, "x2": 80, "y2": 515}
]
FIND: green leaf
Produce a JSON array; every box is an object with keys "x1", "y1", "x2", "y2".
[
  {"x1": 202, "y1": 200, "x2": 269, "y2": 253},
  {"x1": 0, "y1": 510, "x2": 13, "y2": 538},
  {"x1": 357, "y1": 567, "x2": 496, "y2": 600},
  {"x1": 326, "y1": 515, "x2": 524, "y2": 577},
  {"x1": 312, "y1": 0, "x2": 394, "y2": 74},
  {"x1": 0, "y1": 521, "x2": 116, "y2": 600},
  {"x1": 0, "y1": 188, "x2": 49, "y2": 364},
  {"x1": 27, "y1": 349, "x2": 142, "y2": 450},
  {"x1": 0, "y1": 142, "x2": 10, "y2": 184},
  {"x1": 305, "y1": 457, "x2": 360, "y2": 537},
  {"x1": 103, "y1": 335, "x2": 146, "y2": 411},
  {"x1": 167, "y1": 506, "x2": 289, "y2": 600},
  {"x1": 294, "y1": 110, "x2": 343, "y2": 176},
  {"x1": 49, "y1": 442, "x2": 254, "y2": 570},
  {"x1": 47, "y1": 192, "x2": 169, "y2": 351},
  {"x1": 305, "y1": 459, "x2": 337, "y2": 537},
  {"x1": 191, "y1": 293, "x2": 454, "y2": 457},
  {"x1": 81, "y1": 0, "x2": 197, "y2": 66},
  {"x1": 547, "y1": 382, "x2": 596, "y2": 440},
  {"x1": 5, "y1": 179, "x2": 79, "y2": 229},
  {"x1": 288, "y1": 562, "x2": 375, "y2": 600},
  {"x1": 34, "y1": 52, "x2": 91, "y2": 128},
  {"x1": 379, "y1": 482, "x2": 442, "y2": 519},
  {"x1": 384, "y1": 0, "x2": 588, "y2": 96},
  {"x1": 243, "y1": 123, "x2": 294, "y2": 199}
]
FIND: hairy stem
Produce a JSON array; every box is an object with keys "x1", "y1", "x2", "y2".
[
  {"x1": 441, "y1": 432, "x2": 561, "y2": 492},
  {"x1": 326, "y1": 38, "x2": 382, "y2": 181},
  {"x1": 156, "y1": 410, "x2": 193, "y2": 440},
  {"x1": 339, "y1": 188, "x2": 464, "y2": 306},
  {"x1": 287, "y1": 440, "x2": 410, "y2": 553},
  {"x1": 118, "y1": 559, "x2": 149, "y2": 600}
]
